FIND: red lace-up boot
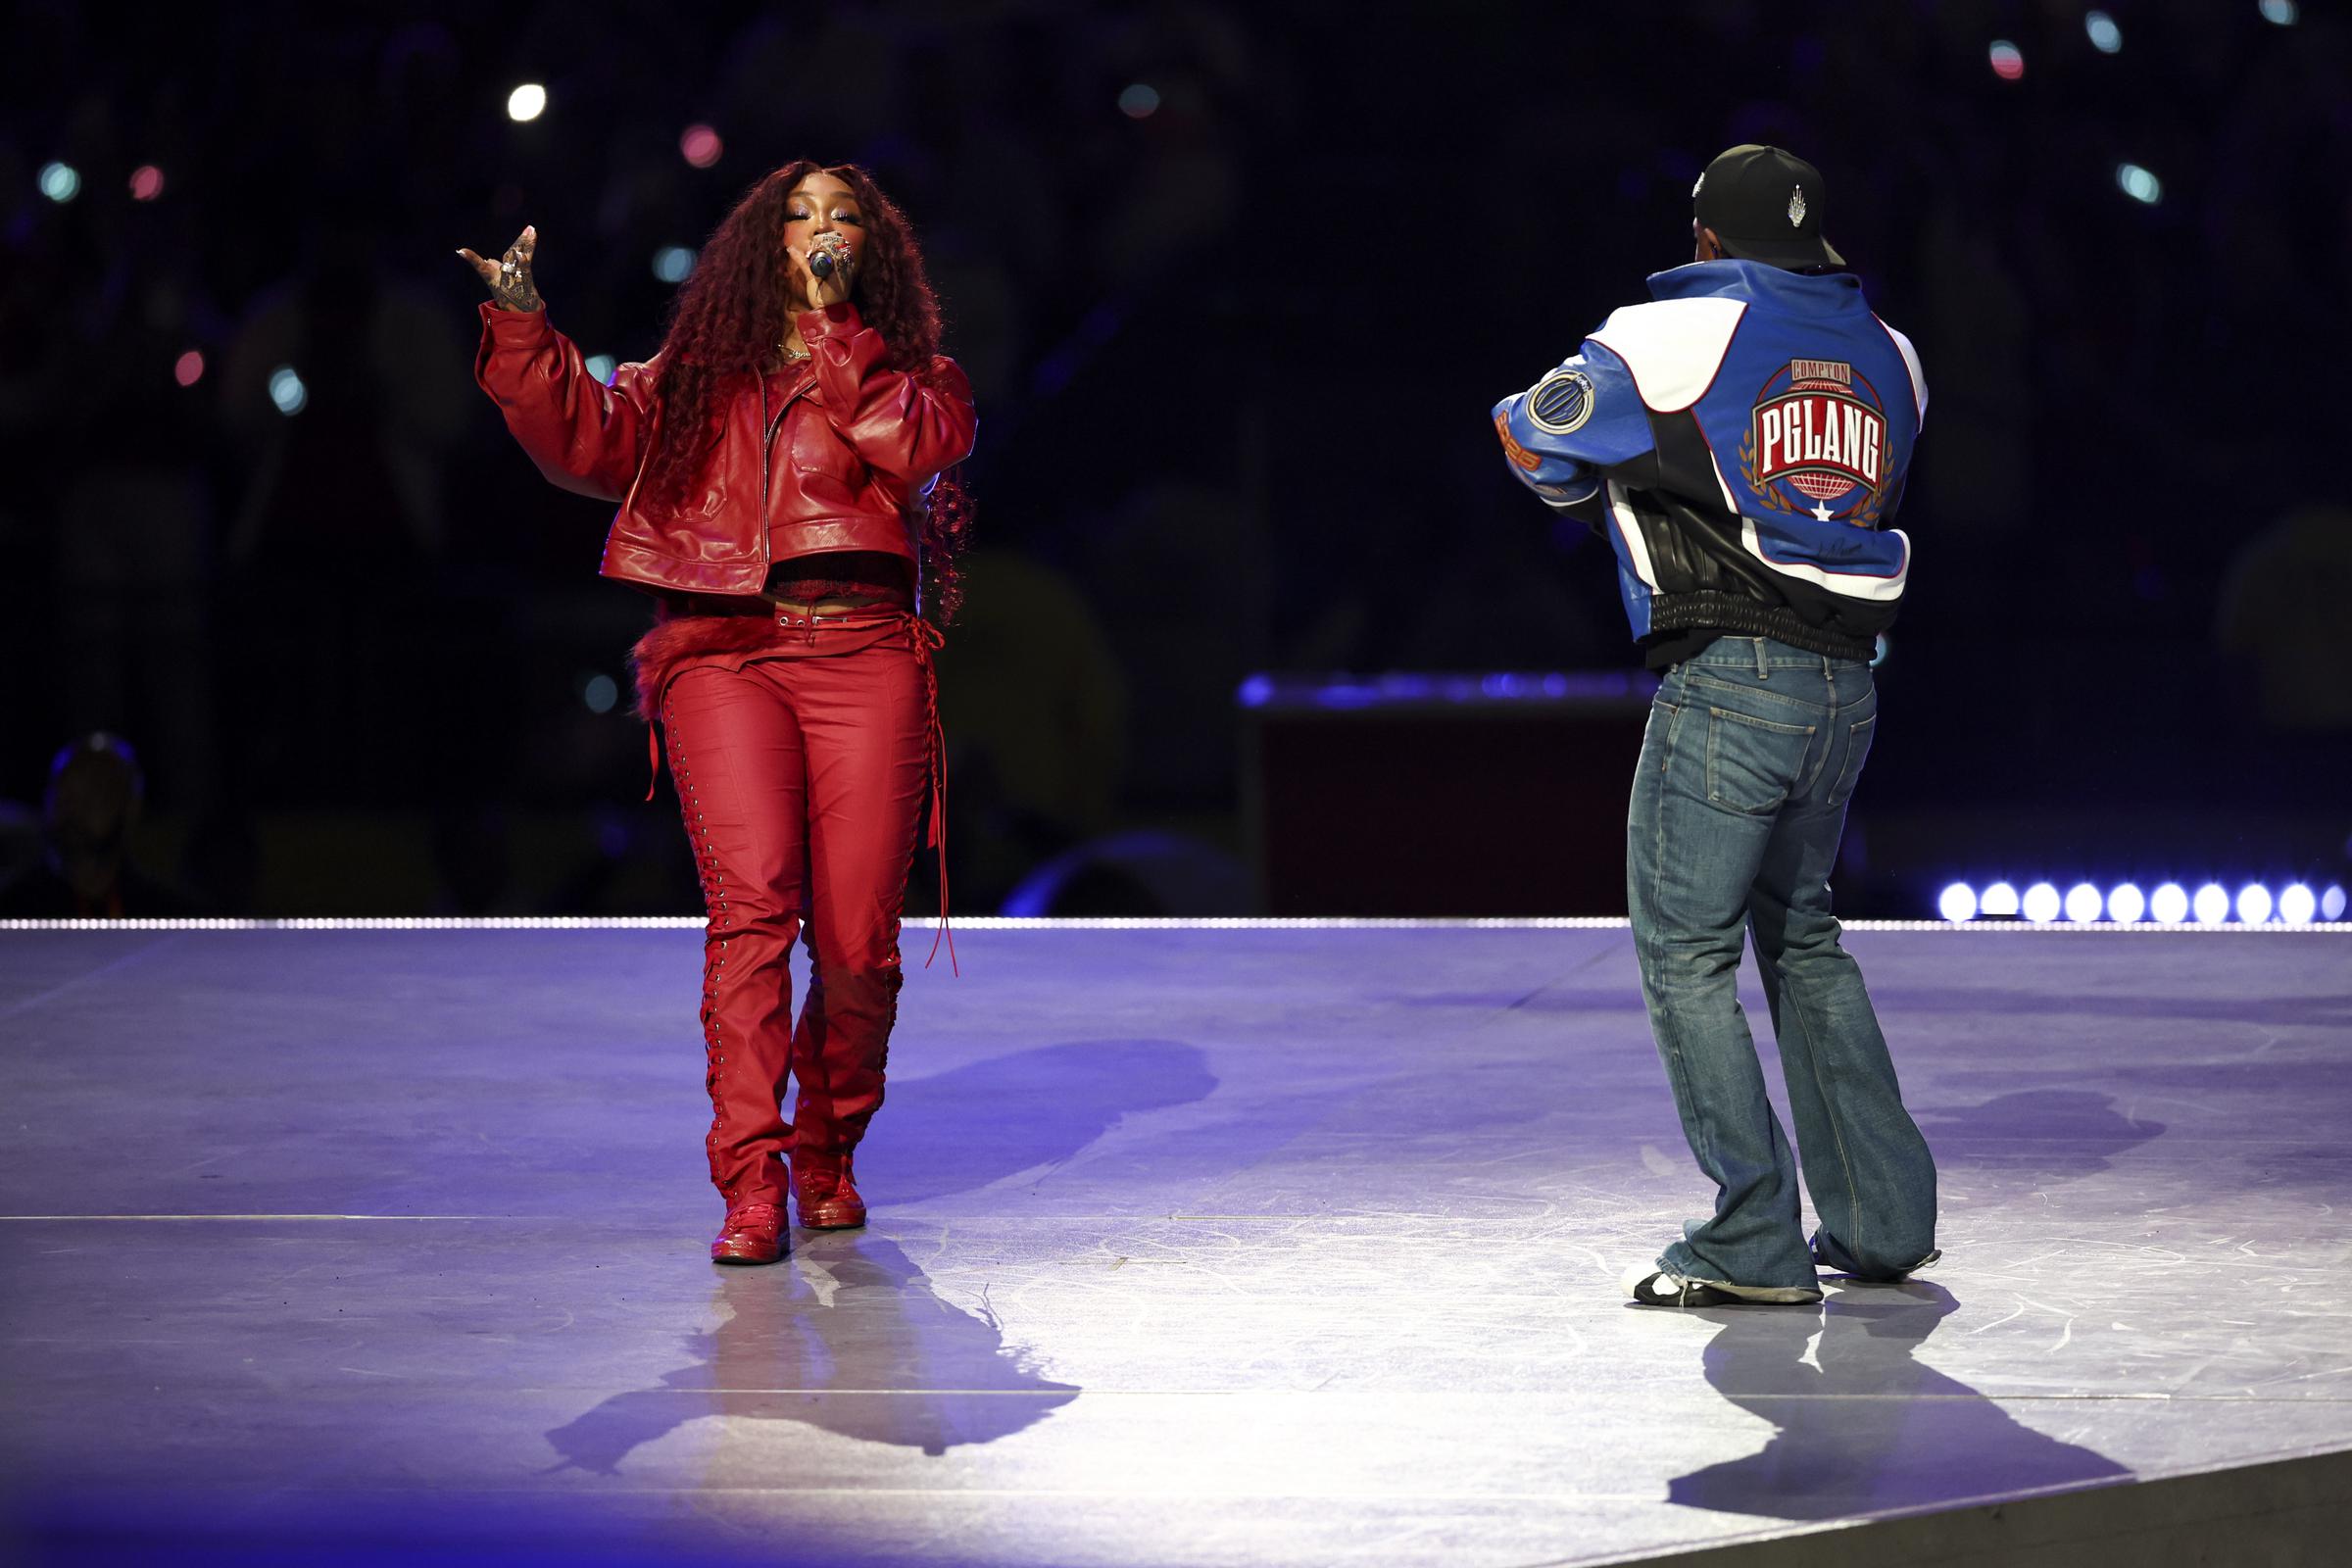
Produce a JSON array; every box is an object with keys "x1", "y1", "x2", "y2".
[
  {"x1": 710, "y1": 1201, "x2": 786, "y2": 1264},
  {"x1": 790, "y1": 1152, "x2": 866, "y2": 1230}
]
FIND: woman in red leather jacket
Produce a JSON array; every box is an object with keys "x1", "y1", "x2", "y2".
[{"x1": 461, "y1": 162, "x2": 977, "y2": 1265}]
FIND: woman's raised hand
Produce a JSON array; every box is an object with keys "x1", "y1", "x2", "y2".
[{"x1": 457, "y1": 225, "x2": 544, "y2": 312}]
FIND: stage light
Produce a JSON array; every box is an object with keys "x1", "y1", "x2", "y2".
[
  {"x1": 2278, "y1": 884, "x2": 2317, "y2": 924},
  {"x1": 584, "y1": 353, "x2": 617, "y2": 383},
  {"x1": 2150, "y1": 883, "x2": 2189, "y2": 923},
  {"x1": 582, "y1": 674, "x2": 619, "y2": 714},
  {"x1": 652, "y1": 245, "x2": 696, "y2": 283},
  {"x1": 172, "y1": 350, "x2": 205, "y2": 387},
  {"x1": 38, "y1": 161, "x2": 80, "y2": 202},
  {"x1": 2260, "y1": 0, "x2": 2299, "y2": 24},
  {"x1": 2022, "y1": 882, "x2": 2061, "y2": 922},
  {"x1": 508, "y1": 83, "x2": 548, "y2": 122},
  {"x1": 1937, "y1": 883, "x2": 1978, "y2": 922},
  {"x1": 128, "y1": 165, "x2": 166, "y2": 201},
  {"x1": 2107, "y1": 883, "x2": 2145, "y2": 923},
  {"x1": 2085, "y1": 11, "x2": 2123, "y2": 52},
  {"x1": 2117, "y1": 164, "x2": 2163, "y2": 205},
  {"x1": 2191, "y1": 883, "x2": 2229, "y2": 924},
  {"x1": 268, "y1": 365, "x2": 308, "y2": 416},
  {"x1": 2236, "y1": 883, "x2": 2274, "y2": 924},
  {"x1": 2324, "y1": 886, "x2": 2347, "y2": 921},
  {"x1": 680, "y1": 123, "x2": 723, "y2": 169},
  {"x1": 2064, "y1": 882, "x2": 2103, "y2": 922},
  {"x1": 1988, "y1": 40, "x2": 2026, "y2": 80},
  {"x1": 1119, "y1": 83, "x2": 1161, "y2": 119},
  {"x1": 1979, "y1": 881, "x2": 2021, "y2": 917}
]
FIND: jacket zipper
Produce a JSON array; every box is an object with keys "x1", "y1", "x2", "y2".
[{"x1": 756, "y1": 371, "x2": 813, "y2": 581}]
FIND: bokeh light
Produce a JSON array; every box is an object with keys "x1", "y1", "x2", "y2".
[
  {"x1": 173, "y1": 350, "x2": 206, "y2": 387},
  {"x1": 680, "y1": 123, "x2": 723, "y2": 169},
  {"x1": 2022, "y1": 882, "x2": 2061, "y2": 923},
  {"x1": 652, "y1": 246, "x2": 696, "y2": 283},
  {"x1": 583, "y1": 354, "x2": 617, "y2": 384},
  {"x1": 2150, "y1": 883, "x2": 2189, "y2": 924},
  {"x1": 2191, "y1": 883, "x2": 2230, "y2": 924},
  {"x1": 128, "y1": 165, "x2": 167, "y2": 201},
  {"x1": 2063, "y1": 882, "x2": 2103, "y2": 922},
  {"x1": 2106, "y1": 884, "x2": 2145, "y2": 924},
  {"x1": 2117, "y1": 164, "x2": 2163, "y2": 205},
  {"x1": 2235, "y1": 884, "x2": 2274, "y2": 924},
  {"x1": 2085, "y1": 11, "x2": 2123, "y2": 52},
  {"x1": 1987, "y1": 41, "x2": 2025, "y2": 80},
  {"x1": 39, "y1": 161, "x2": 80, "y2": 202},
  {"x1": 1936, "y1": 883, "x2": 1978, "y2": 923},
  {"x1": 268, "y1": 365, "x2": 309, "y2": 416},
  {"x1": 2278, "y1": 884, "x2": 2317, "y2": 925},
  {"x1": 2260, "y1": 0, "x2": 2299, "y2": 24},
  {"x1": 582, "y1": 674, "x2": 619, "y2": 714},
  {"x1": 1979, "y1": 881, "x2": 2021, "y2": 917},
  {"x1": 1118, "y1": 83, "x2": 1161, "y2": 119},
  {"x1": 507, "y1": 83, "x2": 548, "y2": 122},
  {"x1": 2324, "y1": 886, "x2": 2348, "y2": 922}
]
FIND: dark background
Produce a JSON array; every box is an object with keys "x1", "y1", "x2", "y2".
[{"x1": 4, "y1": 0, "x2": 2347, "y2": 919}]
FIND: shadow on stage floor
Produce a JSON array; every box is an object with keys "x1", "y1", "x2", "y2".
[
  {"x1": 549, "y1": 1233, "x2": 1083, "y2": 1470},
  {"x1": 1671, "y1": 1282, "x2": 2130, "y2": 1521}
]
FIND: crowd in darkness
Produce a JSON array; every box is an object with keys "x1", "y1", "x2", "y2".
[{"x1": 3, "y1": 1, "x2": 2347, "y2": 917}]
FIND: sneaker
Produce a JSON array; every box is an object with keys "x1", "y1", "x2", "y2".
[
  {"x1": 1810, "y1": 1232, "x2": 1940, "y2": 1282},
  {"x1": 1623, "y1": 1264, "x2": 1737, "y2": 1308}
]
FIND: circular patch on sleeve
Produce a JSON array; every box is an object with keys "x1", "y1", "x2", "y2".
[{"x1": 1528, "y1": 368, "x2": 1595, "y2": 434}]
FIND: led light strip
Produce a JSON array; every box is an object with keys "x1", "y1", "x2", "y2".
[
  {"x1": 1, "y1": 916, "x2": 2346, "y2": 934},
  {"x1": 1936, "y1": 878, "x2": 2346, "y2": 928}
]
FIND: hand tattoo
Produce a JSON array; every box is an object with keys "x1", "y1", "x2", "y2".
[
  {"x1": 460, "y1": 227, "x2": 545, "y2": 312},
  {"x1": 491, "y1": 238, "x2": 544, "y2": 312}
]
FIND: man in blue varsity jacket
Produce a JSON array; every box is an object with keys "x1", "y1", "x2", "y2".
[{"x1": 1494, "y1": 145, "x2": 1939, "y2": 1308}]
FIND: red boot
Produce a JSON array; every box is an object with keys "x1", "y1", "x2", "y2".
[
  {"x1": 791, "y1": 1152, "x2": 867, "y2": 1230},
  {"x1": 710, "y1": 1200, "x2": 786, "y2": 1264}
]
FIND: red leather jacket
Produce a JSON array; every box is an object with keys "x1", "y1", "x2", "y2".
[{"x1": 473, "y1": 300, "x2": 976, "y2": 597}]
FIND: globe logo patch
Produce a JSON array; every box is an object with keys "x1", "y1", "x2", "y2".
[
  {"x1": 1526, "y1": 368, "x2": 1595, "y2": 434},
  {"x1": 1737, "y1": 358, "x2": 1890, "y2": 525}
]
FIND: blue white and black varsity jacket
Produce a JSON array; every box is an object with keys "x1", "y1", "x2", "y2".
[{"x1": 1493, "y1": 259, "x2": 1926, "y2": 668}]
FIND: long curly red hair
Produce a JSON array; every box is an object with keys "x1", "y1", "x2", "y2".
[{"x1": 645, "y1": 161, "x2": 974, "y2": 619}]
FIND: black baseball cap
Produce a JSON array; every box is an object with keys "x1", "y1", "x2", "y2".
[{"x1": 1693, "y1": 144, "x2": 1845, "y2": 270}]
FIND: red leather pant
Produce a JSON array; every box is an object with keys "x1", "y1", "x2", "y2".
[{"x1": 657, "y1": 612, "x2": 932, "y2": 1207}]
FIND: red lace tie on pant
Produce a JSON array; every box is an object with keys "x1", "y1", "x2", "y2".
[{"x1": 906, "y1": 615, "x2": 956, "y2": 974}]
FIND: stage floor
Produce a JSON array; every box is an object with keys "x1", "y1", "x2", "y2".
[{"x1": 3, "y1": 920, "x2": 2348, "y2": 1565}]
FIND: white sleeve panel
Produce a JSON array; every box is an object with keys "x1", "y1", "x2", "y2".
[
  {"x1": 1587, "y1": 298, "x2": 1748, "y2": 414},
  {"x1": 1876, "y1": 317, "x2": 1928, "y2": 423}
]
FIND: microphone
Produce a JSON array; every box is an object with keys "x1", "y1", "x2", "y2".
[{"x1": 808, "y1": 233, "x2": 852, "y2": 282}]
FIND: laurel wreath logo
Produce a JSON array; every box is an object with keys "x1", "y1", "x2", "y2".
[{"x1": 1739, "y1": 425, "x2": 1888, "y2": 528}]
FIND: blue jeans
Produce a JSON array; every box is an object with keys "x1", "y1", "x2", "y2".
[{"x1": 1627, "y1": 636, "x2": 1936, "y2": 1293}]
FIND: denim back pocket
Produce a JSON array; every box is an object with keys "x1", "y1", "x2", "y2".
[
  {"x1": 1826, "y1": 712, "x2": 1878, "y2": 808},
  {"x1": 1705, "y1": 706, "x2": 1817, "y2": 815}
]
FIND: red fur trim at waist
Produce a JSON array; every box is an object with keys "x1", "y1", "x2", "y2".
[
  {"x1": 629, "y1": 608, "x2": 920, "y2": 721},
  {"x1": 630, "y1": 612, "x2": 796, "y2": 720}
]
